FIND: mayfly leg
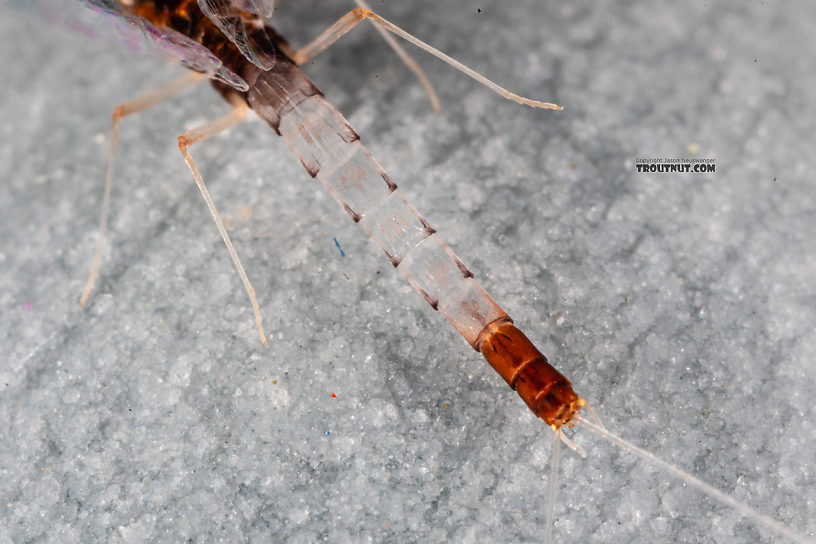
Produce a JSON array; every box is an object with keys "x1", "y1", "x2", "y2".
[
  {"x1": 80, "y1": 71, "x2": 206, "y2": 309},
  {"x1": 290, "y1": 7, "x2": 563, "y2": 110},
  {"x1": 350, "y1": 0, "x2": 441, "y2": 113},
  {"x1": 251, "y1": 0, "x2": 443, "y2": 113},
  {"x1": 176, "y1": 94, "x2": 268, "y2": 346}
]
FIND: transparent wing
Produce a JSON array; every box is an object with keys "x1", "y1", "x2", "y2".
[
  {"x1": 197, "y1": 0, "x2": 277, "y2": 70},
  {"x1": 230, "y1": 0, "x2": 277, "y2": 18},
  {"x1": 83, "y1": 0, "x2": 249, "y2": 90},
  {"x1": 140, "y1": 20, "x2": 249, "y2": 90}
]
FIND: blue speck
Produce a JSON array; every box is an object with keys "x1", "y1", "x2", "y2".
[
  {"x1": 333, "y1": 237, "x2": 346, "y2": 258},
  {"x1": 326, "y1": 431, "x2": 331, "y2": 436}
]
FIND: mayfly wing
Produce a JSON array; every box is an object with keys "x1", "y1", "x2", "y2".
[
  {"x1": 197, "y1": 0, "x2": 278, "y2": 70},
  {"x1": 229, "y1": 0, "x2": 277, "y2": 18},
  {"x1": 83, "y1": 0, "x2": 249, "y2": 91}
]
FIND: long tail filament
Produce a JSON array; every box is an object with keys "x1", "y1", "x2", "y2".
[
  {"x1": 576, "y1": 416, "x2": 811, "y2": 544},
  {"x1": 543, "y1": 429, "x2": 562, "y2": 544}
]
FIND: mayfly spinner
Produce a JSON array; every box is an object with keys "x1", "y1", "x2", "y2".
[
  {"x1": 18, "y1": 0, "x2": 810, "y2": 542},
  {"x1": 78, "y1": 0, "x2": 580, "y2": 431}
]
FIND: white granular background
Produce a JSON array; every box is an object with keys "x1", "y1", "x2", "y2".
[{"x1": 0, "y1": 1, "x2": 814, "y2": 542}]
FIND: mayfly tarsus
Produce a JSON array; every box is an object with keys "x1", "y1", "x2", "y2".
[{"x1": 9, "y1": 0, "x2": 812, "y2": 540}]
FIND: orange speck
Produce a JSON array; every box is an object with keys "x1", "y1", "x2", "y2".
[{"x1": 331, "y1": 392, "x2": 337, "y2": 398}]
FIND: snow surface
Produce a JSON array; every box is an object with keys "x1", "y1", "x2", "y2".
[{"x1": 1, "y1": 1, "x2": 814, "y2": 542}]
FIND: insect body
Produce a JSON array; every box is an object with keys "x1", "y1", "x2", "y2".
[{"x1": 79, "y1": 0, "x2": 584, "y2": 430}]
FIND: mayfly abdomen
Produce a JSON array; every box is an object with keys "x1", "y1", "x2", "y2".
[{"x1": 245, "y1": 56, "x2": 582, "y2": 428}]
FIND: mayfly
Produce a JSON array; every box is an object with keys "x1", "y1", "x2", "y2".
[
  {"x1": 76, "y1": 2, "x2": 581, "y2": 428},
  {"x1": 6, "y1": 0, "x2": 812, "y2": 542}
]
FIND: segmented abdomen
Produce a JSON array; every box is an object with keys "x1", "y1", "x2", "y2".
[{"x1": 244, "y1": 58, "x2": 582, "y2": 427}]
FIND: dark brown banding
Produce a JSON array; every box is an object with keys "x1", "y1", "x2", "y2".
[
  {"x1": 455, "y1": 258, "x2": 474, "y2": 279},
  {"x1": 418, "y1": 216, "x2": 434, "y2": 231},
  {"x1": 417, "y1": 288, "x2": 439, "y2": 310},
  {"x1": 382, "y1": 173, "x2": 398, "y2": 192},
  {"x1": 342, "y1": 204, "x2": 362, "y2": 223},
  {"x1": 300, "y1": 158, "x2": 319, "y2": 178},
  {"x1": 340, "y1": 122, "x2": 361, "y2": 144}
]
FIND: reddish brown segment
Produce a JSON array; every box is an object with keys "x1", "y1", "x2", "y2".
[{"x1": 477, "y1": 320, "x2": 583, "y2": 428}]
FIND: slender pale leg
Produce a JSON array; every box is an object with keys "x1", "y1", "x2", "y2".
[
  {"x1": 353, "y1": 0, "x2": 440, "y2": 113},
  {"x1": 291, "y1": 8, "x2": 562, "y2": 110},
  {"x1": 80, "y1": 72, "x2": 206, "y2": 308},
  {"x1": 288, "y1": 0, "x2": 439, "y2": 112},
  {"x1": 177, "y1": 95, "x2": 268, "y2": 347}
]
